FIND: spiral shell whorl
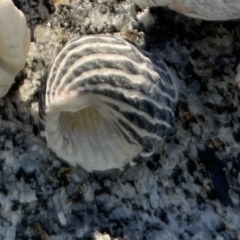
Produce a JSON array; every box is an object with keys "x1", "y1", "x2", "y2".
[{"x1": 39, "y1": 35, "x2": 178, "y2": 172}]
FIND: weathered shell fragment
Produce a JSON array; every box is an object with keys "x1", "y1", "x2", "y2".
[
  {"x1": 39, "y1": 35, "x2": 179, "y2": 172},
  {"x1": 0, "y1": 0, "x2": 30, "y2": 97},
  {"x1": 129, "y1": 0, "x2": 240, "y2": 21}
]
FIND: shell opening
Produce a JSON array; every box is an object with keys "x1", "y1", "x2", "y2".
[{"x1": 47, "y1": 104, "x2": 141, "y2": 171}]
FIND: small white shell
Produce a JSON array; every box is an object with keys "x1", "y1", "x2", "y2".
[
  {"x1": 129, "y1": 0, "x2": 240, "y2": 21},
  {"x1": 0, "y1": 0, "x2": 30, "y2": 97},
  {"x1": 39, "y1": 35, "x2": 179, "y2": 172}
]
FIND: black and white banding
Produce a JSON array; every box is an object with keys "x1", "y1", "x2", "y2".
[{"x1": 39, "y1": 34, "x2": 179, "y2": 172}]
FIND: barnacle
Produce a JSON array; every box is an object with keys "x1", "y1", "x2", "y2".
[
  {"x1": 0, "y1": 0, "x2": 30, "y2": 97},
  {"x1": 129, "y1": 0, "x2": 240, "y2": 21},
  {"x1": 39, "y1": 35, "x2": 179, "y2": 172}
]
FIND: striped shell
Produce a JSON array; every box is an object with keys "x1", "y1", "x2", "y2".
[{"x1": 39, "y1": 35, "x2": 179, "y2": 172}]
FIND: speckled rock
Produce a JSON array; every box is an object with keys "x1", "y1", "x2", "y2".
[{"x1": 0, "y1": 0, "x2": 240, "y2": 240}]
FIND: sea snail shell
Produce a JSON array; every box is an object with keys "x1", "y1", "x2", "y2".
[{"x1": 39, "y1": 35, "x2": 179, "y2": 172}]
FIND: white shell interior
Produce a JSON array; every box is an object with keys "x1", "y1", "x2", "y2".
[{"x1": 45, "y1": 101, "x2": 142, "y2": 171}]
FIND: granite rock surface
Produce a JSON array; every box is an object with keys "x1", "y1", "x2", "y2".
[{"x1": 1, "y1": 0, "x2": 240, "y2": 239}]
